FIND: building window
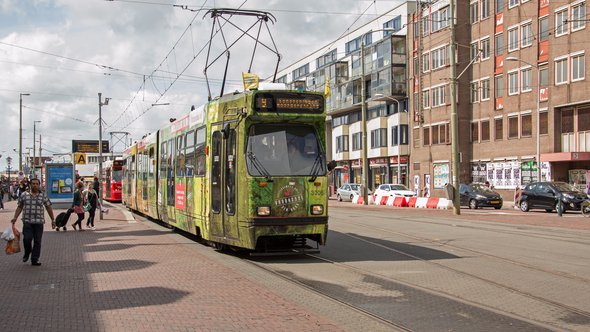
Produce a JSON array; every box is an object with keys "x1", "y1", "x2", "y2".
[
  {"x1": 471, "y1": 122, "x2": 479, "y2": 142},
  {"x1": 471, "y1": 41, "x2": 480, "y2": 62},
  {"x1": 316, "y1": 49, "x2": 337, "y2": 68},
  {"x1": 481, "y1": 37, "x2": 490, "y2": 60},
  {"x1": 521, "y1": 22, "x2": 533, "y2": 47},
  {"x1": 539, "y1": 16, "x2": 549, "y2": 41},
  {"x1": 540, "y1": 66, "x2": 548, "y2": 87},
  {"x1": 423, "y1": 127, "x2": 430, "y2": 145},
  {"x1": 371, "y1": 128, "x2": 387, "y2": 148},
  {"x1": 346, "y1": 34, "x2": 371, "y2": 55},
  {"x1": 383, "y1": 15, "x2": 402, "y2": 35},
  {"x1": 431, "y1": 45, "x2": 448, "y2": 70},
  {"x1": 422, "y1": 53, "x2": 430, "y2": 72},
  {"x1": 509, "y1": 0, "x2": 519, "y2": 9},
  {"x1": 482, "y1": 0, "x2": 490, "y2": 19},
  {"x1": 423, "y1": 15, "x2": 431, "y2": 35},
  {"x1": 495, "y1": 33, "x2": 504, "y2": 55},
  {"x1": 555, "y1": 9, "x2": 569, "y2": 36},
  {"x1": 562, "y1": 109, "x2": 574, "y2": 133},
  {"x1": 508, "y1": 116, "x2": 519, "y2": 138},
  {"x1": 481, "y1": 120, "x2": 490, "y2": 141},
  {"x1": 508, "y1": 71, "x2": 519, "y2": 95},
  {"x1": 422, "y1": 90, "x2": 430, "y2": 109},
  {"x1": 481, "y1": 78, "x2": 491, "y2": 100},
  {"x1": 471, "y1": 81, "x2": 480, "y2": 103},
  {"x1": 336, "y1": 135, "x2": 349, "y2": 152},
  {"x1": 431, "y1": 85, "x2": 446, "y2": 107},
  {"x1": 540, "y1": 111, "x2": 548, "y2": 135},
  {"x1": 555, "y1": 57, "x2": 568, "y2": 84},
  {"x1": 572, "y1": 53, "x2": 585, "y2": 81},
  {"x1": 495, "y1": 0, "x2": 504, "y2": 12},
  {"x1": 521, "y1": 68, "x2": 532, "y2": 92},
  {"x1": 439, "y1": 7, "x2": 450, "y2": 29},
  {"x1": 352, "y1": 133, "x2": 362, "y2": 151},
  {"x1": 508, "y1": 27, "x2": 519, "y2": 52},
  {"x1": 431, "y1": 123, "x2": 449, "y2": 145},
  {"x1": 470, "y1": 0, "x2": 479, "y2": 24},
  {"x1": 495, "y1": 75, "x2": 504, "y2": 98},
  {"x1": 292, "y1": 64, "x2": 309, "y2": 80},
  {"x1": 572, "y1": 2, "x2": 586, "y2": 31},
  {"x1": 392, "y1": 125, "x2": 409, "y2": 145},
  {"x1": 495, "y1": 117, "x2": 503, "y2": 140},
  {"x1": 521, "y1": 113, "x2": 532, "y2": 137}
]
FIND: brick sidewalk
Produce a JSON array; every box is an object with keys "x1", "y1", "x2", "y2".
[{"x1": 0, "y1": 200, "x2": 386, "y2": 332}]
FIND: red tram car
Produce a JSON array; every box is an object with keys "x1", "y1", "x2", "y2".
[{"x1": 102, "y1": 159, "x2": 124, "y2": 202}]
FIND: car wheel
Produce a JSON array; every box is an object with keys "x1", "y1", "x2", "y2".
[
  {"x1": 337, "y1": 194, "x2": 342, "y2": 202},
  {"x1": 556, "y1": 202, "x2": 565, "y2": 214},
  {"x1": 545, "y1": 208, "x2": 553, "y2": 213},
  {"x1": 469, "y1": 199, "x2": 478, "y2": 210},
  {"x1": 520, "y1": 200, "x2": 530, "y2": 212},
  {"x1": 350, "y1": 194, "x2": 354, "y2": 201}
]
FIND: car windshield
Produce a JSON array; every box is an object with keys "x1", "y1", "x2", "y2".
[
  {"x1": 470, "y1": 184, "x2": 495, "y2": 193},
  {"x1": 553, "y1": 182, "x2": 578, "y2": 192},
  {"x1": 390, "y1": 184, "x2": 409, "y2": 191}
]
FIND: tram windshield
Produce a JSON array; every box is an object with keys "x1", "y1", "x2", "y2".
[
  {"x1": 246, "y1": 124, "x2": 325, "y2": 176},
  {"x1": 112, "y1": 169, "x2": 123, "y2": 182}
]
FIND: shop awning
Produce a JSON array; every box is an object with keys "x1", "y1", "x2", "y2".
[{"x1": 541, "y1": 152, "x2": 590, "y2": 162}]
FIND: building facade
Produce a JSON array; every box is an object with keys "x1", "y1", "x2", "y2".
[
  {"x1": 275, "y1": 2, "x2": 417, "y2": 194},
  {"x1": 409, "y1": 0, "x2": 590, "y2": 198}
]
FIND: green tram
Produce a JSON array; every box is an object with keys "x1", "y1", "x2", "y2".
[{"x1": 122, "y1": 89, "x2": 333, "y2": 252}]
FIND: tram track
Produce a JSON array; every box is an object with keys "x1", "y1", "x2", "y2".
[{"x1": 346, "y1": 220, "x2": 590, "y2": 285}]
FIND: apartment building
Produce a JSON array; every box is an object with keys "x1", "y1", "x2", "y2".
[
  {"x1": 409, "y1": 0, "x2": 589, "y2": 198},
  {"x1": 275, "y1": 2, "x2": 417, "y2": 193}
]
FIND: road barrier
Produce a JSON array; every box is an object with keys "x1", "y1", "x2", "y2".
[{"x1": 352, "y1": 193, "x2": 451, "y2": 210}]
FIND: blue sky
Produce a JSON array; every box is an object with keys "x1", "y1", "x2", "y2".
[{"x1": 0, "y1": 0, "x2": 402, "y2": 170}]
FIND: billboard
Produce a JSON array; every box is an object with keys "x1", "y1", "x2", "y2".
[{"x1": 45, "y1": 163, "x2": 74, "y2": 205}]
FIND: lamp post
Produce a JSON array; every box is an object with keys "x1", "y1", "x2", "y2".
[
  {"x1": 375, "y1": 93, "x2": 405, "y2": 185},
  {"x1": 19, "y1": 93, "x2": 30, "y2": 171},
  {"x1": 360, "y1": 28, "x2": 394, "y2": 205},
  {"x1": 33, "y1": 120, "x2": 41, "y2": 178},
  {"x1": 98, "y1": 93, "x2": 110, "y2": 220},
  {"x1": 506, "y1": 57, "x2": 541, "y2": 181}
]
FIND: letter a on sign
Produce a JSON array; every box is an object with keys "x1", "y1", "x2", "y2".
[{"x1": 75, "y1": 153, "x2": 87, "y2": 165}]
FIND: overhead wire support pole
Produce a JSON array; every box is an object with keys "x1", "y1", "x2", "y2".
[{"x1": 449, "y1": 0, "x2": 460, "y2": 215}]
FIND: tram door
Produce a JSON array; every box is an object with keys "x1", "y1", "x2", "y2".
[{"x1": 210, "y1": 129, "x2": 239, "y2": 240}]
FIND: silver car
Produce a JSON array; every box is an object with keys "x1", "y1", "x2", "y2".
[{"x1": 336, "y1": 183, "x2": 371, "y2": 202}]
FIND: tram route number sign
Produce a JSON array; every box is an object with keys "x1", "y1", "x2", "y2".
[{"x1": 72, "y1": 140, "x2": 109, "y2": 153}]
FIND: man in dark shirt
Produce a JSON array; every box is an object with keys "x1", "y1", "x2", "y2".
[{"x1": 11, "y1": 178, "x2": 55, "y2": 266}]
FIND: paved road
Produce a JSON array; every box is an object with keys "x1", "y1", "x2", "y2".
[{"x1": 0, "y1": 200, "x2": 395, "y2": 332}]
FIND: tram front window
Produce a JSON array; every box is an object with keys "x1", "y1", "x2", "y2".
[
  {"x1": 112, "y1": 170, "x2": 123, "y2": 182},
  {"x1": 246, "y1": 124, "x2": 325, "y2": 176}
]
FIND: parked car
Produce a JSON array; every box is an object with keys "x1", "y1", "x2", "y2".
[
  {"x1": 373, "y1": 184, "x2": 417, "y2": 198},
  {"x1": 459, "y1": 183, "x2": 503, "y2": 209},
  {"x1": 336, "y1": 183, "x2": 371, "y2": 202},
  {"x1": 519, "y1": 181, "x2": 588, "y2": 213}
]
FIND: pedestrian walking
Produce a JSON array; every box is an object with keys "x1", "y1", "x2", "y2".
[
  {"x1": 85, "y1": 183, "x2": 100, "y2": 230},
  {"x1": 71, "y1": 181, "x2": 85, "y2": 231},
  {"x1": 10, "y1": 178, "x2": 55, "y2": 266},
  {"x1": 93, "y1": 176, "x2": 100, "y2": 194}
]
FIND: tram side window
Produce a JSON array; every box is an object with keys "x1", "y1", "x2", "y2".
[
  {"x1": 226, "y1": 129, "x2": 236, "y2": 215},
  {"x1": 211, "y1": 131, "x2": 222, "y2": 213},
  {"x1": 159, "y1": 142, "x2": 167, "y2": 173},
  {"x1": 175, "y1": 135, "x2": 185, "y2": 177},
  {"x1": 195, "y1": 127, "x2": 206, "y2": 176},
  {"x1": 185, "y1": 130, "x2": 195, "y2": 177},
  {"x1": 149, "y1": 147, "x2": 155, "y2": 176}
]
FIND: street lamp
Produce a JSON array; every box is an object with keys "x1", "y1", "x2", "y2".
[
  {"x1": 33, "y1": 120, "x2": 41, "y2": 178},
  {"x1": 19, "y1": 93, "x2": 30, "y2": 171},
  {"x1": 505, "y1": 57, "x2": 541, "y2": 181},
  {"x1": 374, "y1": 93, "x2": 406, "y2": 186},
  {"x1": 360, "y1": 28, "x2": 394, "y2": 205}
]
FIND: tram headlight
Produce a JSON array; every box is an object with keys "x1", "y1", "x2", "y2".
[
  {"x1": 257, "y1": 206, "x2": 271, "y2": 216},
  {"x1": 311, "y1": 205, "x2": 324, "y2": 215}
]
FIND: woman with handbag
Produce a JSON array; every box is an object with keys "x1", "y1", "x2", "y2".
[
  {"x1": 71, "y1": 181, "x2": 85, "y2": 231},
  {"x1": 85, "y1": 183, "x2": 99, "y2": 230}
]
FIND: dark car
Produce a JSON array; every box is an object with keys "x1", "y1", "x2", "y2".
[
  {"x1": 519, "y1": 181, "x2": 588, "y2": 213},
  {"x1": 459, "y1": 183, "x2": 503, "y2": 209}
]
